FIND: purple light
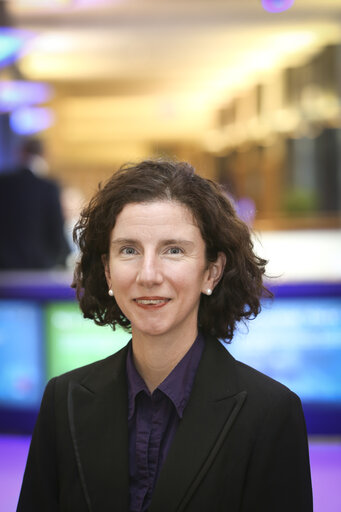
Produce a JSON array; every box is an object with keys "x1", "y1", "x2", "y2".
[
  {"x1": 0, "y1": 81, "x2": 52, "y2": 113},
  {"x1": 236, "y1": 197, "x2": 256, "y2": 227},
  {"x1": 262, "y1": 0, "x2": 295, "y2": 13},
  {"x1": 10, "y1": 107, "x2": 54, "y2": 135},
  {"x1": 309, "y1": 442, "x2": 341, "y2": 511},
  {"x1": 0, "y1": 435, "x2": 30, "y2": 512}
]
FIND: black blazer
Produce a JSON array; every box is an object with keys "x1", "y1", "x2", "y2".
[{"x1": 17, "y1": 337, "x2": 313, "y2": 511}]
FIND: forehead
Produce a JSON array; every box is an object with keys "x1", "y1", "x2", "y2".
[{"x1": 111, "y1": 200, "x2": 200, "y2": 237}]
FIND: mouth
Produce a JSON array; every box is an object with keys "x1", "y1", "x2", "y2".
[{"x1": 134, "y1": 297, "x2": 170, "y2": 308}]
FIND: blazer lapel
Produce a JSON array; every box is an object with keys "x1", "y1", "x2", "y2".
[
  {"x1": 149, "y1": 338, "x2": 247, "y2": 512},
  {"x1": 68, "y1": 345, "x2": 130, "y2": 512}
]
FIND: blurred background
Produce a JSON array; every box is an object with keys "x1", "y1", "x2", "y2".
[{"x1": 0, "y1": 0, "x2": 340, "y2": 510}]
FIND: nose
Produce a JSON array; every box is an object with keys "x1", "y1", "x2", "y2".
[{"x1": 136, "y1": 253, "x2": 163, "y2": 288}]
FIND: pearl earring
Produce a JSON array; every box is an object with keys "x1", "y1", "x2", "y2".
[
  {"x1": 108, "y1": 289, "x2": 114, "y2": 297},
  {"x1": 206, "y1": 289, "x2": 212, "y2": 296}
]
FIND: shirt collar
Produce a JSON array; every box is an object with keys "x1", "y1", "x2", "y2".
[{"x1": 126, "y1": 333, "x2": 204, "y2": 420}]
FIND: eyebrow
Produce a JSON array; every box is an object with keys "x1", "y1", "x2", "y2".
[
  {"x1": 111, "y1": 238, "x2": 139, "y2": 246},
  {"x1": 111, "y1": 238, "x2": 194, "y2": 247},
  {"x1": 162, "y1": 239, "x2": 195, "y2": 247}
]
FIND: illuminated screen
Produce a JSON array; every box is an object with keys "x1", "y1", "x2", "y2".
[
  {"x1": 0, "y1": 301, "x2": 44, "y2": 409},
  {"x1": 227, "y1": 298, "x2": 341, "y2": 403},
  {"x1": 0, "y1": 287, "x2": 340, "y2": 434},
  {"x1": 45, "y1": 302, "x2": 130, "y2": 379}
]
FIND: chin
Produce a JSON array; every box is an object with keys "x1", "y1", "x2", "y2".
[{"x1": 133, "y1": 321, "x2": 172, "y2": 338}]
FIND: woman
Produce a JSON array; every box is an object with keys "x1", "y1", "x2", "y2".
[{"x1": 18, "y1": 160, "x2": 313, "y2": 511}]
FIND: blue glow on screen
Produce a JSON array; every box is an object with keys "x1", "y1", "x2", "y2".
[
  {"x1": 226, "y1": 298, "x2": 341, "y2": 402},
  {"x1": 0, "y1": 301, "x2": 44, "y2": 408}
]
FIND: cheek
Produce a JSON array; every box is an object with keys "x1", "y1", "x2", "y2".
[
  {"x1": 110, "y1": 265, "x2": 133, "y2": 291},
  {"x1": 170, "y1": 266, "x2": 207, "y2": 290}
]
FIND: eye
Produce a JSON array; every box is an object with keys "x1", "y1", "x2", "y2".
[
  {"x1": 166, "y1": 246, "x2": 184, "y2": 255},
  {"x1": 120, "y1": 247, "x2": 138, "y2": 255}
]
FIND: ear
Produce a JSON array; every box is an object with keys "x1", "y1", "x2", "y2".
[
  {"x1": 101, "y1": 254, "x2": 111, "y2": 288},
  {"x1": 203, "y1": 251, "x2": 226, "y2": 293}
]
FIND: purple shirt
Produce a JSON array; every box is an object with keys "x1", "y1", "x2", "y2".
[{"x1": 126, "y1": 334, "x2": 204, "y2": 512}]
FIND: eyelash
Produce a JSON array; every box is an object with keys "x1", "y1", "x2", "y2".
[
  {"x1": 119, "y1": 246, "x2": 184, "y2": 255},
  {"x1": 120, "y1": 247, "x2": 138, "y2": 255},
  {"x1": 166, "y1": 246, "x2": 184, "y2": 255}
]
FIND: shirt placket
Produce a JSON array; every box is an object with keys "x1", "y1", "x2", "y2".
[{"x1": 134, "y1": 392, "x2": 152, "y2": 511}]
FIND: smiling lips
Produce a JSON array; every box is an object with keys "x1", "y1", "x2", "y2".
[{"x1": 134, "y1": 297, "x2": 170, "y2": 309}]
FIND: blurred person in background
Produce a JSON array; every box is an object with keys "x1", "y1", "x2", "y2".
[
  {"x1": 17, "y1": 160, "x2": 312, "y2": 512},
  {"x1": 0, "y1": 138, "x2": 70, "y2": 269}
]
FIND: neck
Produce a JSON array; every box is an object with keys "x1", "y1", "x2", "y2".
[{"x1": 131, "y1": 329, "x2": 198, "y2": 393}]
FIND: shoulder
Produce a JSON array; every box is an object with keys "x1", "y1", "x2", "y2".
[
  {"x1": 212, "y1": 338, "x2": 301, "y2": 412},
  {"x1": 210, "y1": 340, "x2": 306, "y2": 439},
  {"x1": 49, "y1": 343, "x2": 129, "y2": 394},
  {"x1": 0, "y1": 170, "x2": 15, "y2": 181},
  {"x1": 34, "y1": 174, "x2": 60, "y2": 195},
  {"x1": 234, "y1": 357, "x2": 303, "y2": 422},
  {"x1": 229, "y1": 355, "x2": 305, "y2": 442},
  {"x1": 0, "y1": 168, "x2": 24, "y2": 184},
  {"x1": 0, "y1": 168, "x2": 57, "y2": 190},
  {"x1": 235, "y1": 357, "x2": 296, "y2": 399}
]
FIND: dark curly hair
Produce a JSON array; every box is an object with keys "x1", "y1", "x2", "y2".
[{"x1": 72, "y1": 159, "x2": 271, "y2": 341}]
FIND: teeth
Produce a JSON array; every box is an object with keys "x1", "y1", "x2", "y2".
[{"x1": 136, "y1": 299, "x2": 166, "y2": 305}]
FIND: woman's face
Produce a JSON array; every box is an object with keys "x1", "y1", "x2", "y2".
[{"x1": 104, "y1": 200, "x2": 224, "y2": 341}]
